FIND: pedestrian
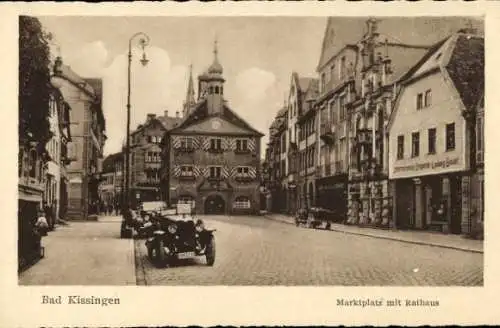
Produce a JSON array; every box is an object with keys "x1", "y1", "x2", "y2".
[
  {"x1": 43, "y1": 202, "x2": 52, "y2": 231},
  {"x1": 50, "y1": 200, "x2": 57, "y2": 230},
  {"x1": 35, "y1": 209, "x2": 49, "y2": 237}
]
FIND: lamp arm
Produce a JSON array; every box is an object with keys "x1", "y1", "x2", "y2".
[{"x1": 129, "y1": 32, "x2": 151, "y2": 51}]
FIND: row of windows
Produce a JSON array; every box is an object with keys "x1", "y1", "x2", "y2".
[
  {"x1": 135, "y1": 135, "x2": 162, "y2": 144},
  {"x1": 179, "y1": 165, "x2": 253, "y2": 178},
  {"x1": 176, "y1": 196, "x2": 251, "y2": 209},
  {"x1": 416, "y1": 89, "x2": 432, "y2": 110},
  {"x1": 178, "y1": 137, "x2": 250, "y2": 152},
  {"x1": 145, "y1": 152, "x2": 161, "y2": 163},
  {"x1": 320, "y1": 56, "x2": 348, "y2": 93},
  {"x1": 397, "y1": 123, "x2": 455, "y2": 160},
  {"x1": 299, "y1": 118, "x2": 316, "y2": 141}
]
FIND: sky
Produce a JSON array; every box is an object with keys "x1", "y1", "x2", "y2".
[
  {"x1": 37, "y1": 16, "x2": 483, "y2": 158},
  {"x1": 37, "y1": 16, "x2": 326, "y2": 156}
]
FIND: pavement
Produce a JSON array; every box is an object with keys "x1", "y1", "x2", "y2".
[
  {"x1": 262, "y1": 212, "x2": 484, "y2": 254},
  {"x1": 18, "y1": 215, "x2": 136, "y2": 285},
  {"x1": 135, "y1": 214, "x2": 483, "y2": 286}
]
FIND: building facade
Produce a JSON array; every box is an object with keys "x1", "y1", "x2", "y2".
[
  {"x1": 52, "y1": 58, "x2": 106, "y2": 220},
  {"x1": 162, "y1": 42, "x2": 263, "y2": 215},
  {"x1": 388, "y1": 31, "x2": 484, "y2": 234},
  {"x1": 128, "y1": 111, "x2": 181, "y2": 209},
  {"x1": 294, "y1": 75, "x2": 319, "y2": 211},
  {"x1": 265, "y1": 106, "x2": 288, "y2": 213},
  {"x1": 99, "y1": 152, "x2": 123, "y2": 210}
]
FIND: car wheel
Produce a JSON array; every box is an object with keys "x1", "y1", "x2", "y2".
[
  {"x1": 205, "y1": 238, "x2": 216, "y2": 266},
  {"x1": 147, "y1": 245, "x2": 154, "y2": 260}
]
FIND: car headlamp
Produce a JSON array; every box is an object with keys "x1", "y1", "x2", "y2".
[
  {"x1": 195, "y1": 223, "x2": 204, "y2": 232},
  {"x1": 167, "y1": 224, "x2": 177, "y2": 234}
]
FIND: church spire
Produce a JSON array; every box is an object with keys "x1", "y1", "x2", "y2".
[{"x1": 183, "y1": 64, "x2": 196, "y2": 117}]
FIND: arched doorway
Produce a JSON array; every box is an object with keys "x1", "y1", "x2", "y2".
[{"x1": 205, "y1": 194, "x2": 226, "y2": 215}]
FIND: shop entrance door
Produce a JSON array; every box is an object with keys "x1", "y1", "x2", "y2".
[
  {"x1": 395, "y1": 180, "x2": 414, "y2": 229},
  {"x1": 449, "y1": 176, "x2": 462, "y2": 234}
]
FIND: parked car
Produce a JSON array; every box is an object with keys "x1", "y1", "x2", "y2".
[
  {"x1": 145, "y1": 204, "x2": 216, "y2": 268},
  {"x1": 295, "y1": 207, "x2": 340, "y2": 229}
]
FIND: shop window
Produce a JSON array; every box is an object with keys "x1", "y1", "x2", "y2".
[
  {"x1": 446, "y1": 123, "x2": 455, "y2": 151},
  {"x1": 428, "y1": 128, "x2": 436, "y2": 154},
  {"x1": 416, "y1": 93, "x2": 423, "y2": 110},
  {"x1": 411, "y1": 132, "x2": 420, "y2": 157},
  {"x1": 233, "y1": 196, "x2": 251, "y2": 209},
  {"x1": 397, "y1": 135, "x2": 404, "y2": 159}
]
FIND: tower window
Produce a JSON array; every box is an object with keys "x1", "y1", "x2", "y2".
[
  {"x1": 209, "y1": 86, "x2": 214, "y2": 94},
  {"x1": 215, "y1": 86, "x2": 219, "y2": 94},
  {"x1": 220, "y1": 86, "x2": 223, "y2": 95}
]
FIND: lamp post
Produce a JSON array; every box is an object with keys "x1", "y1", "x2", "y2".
[{"x1": 124, "y1": 32, "x2": 150, "y2": 211}]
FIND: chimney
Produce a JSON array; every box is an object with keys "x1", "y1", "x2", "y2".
[
  {"x1": 175, "y1": 111, "x2": 180, "y2": 118},
  {"x1": 164, "y1": 110, "x2": 169, "y2": 118},
  {"x1": 53, "y1": 56, "x2": 63, "y2": 74},
  {"x1": 147, "y1": 113, "x2": 156, "y2": 121}
]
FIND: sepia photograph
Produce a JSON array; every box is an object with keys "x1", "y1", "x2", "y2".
[{"x1": 16, "y1": 15, "x2": 485, "y2": 288}]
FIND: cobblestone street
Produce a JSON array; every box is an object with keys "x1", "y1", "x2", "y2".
[{"x1": 135, "y1": 215, "x2": 483, "y2": 286}]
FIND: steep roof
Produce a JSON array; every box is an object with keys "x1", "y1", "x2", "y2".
[
  {"x1": 102, "y1": 152, "x2": 122, "y2": 173},
  {"x1": 317, "y1": 17, "x2": 484, "y2": 72},
  {"x1": 388, "y1": 30, "x2": 484, "y2": 129},
  {"x1": 445, "y1": 34, "x2": 484, "y2": 112},
  {"x1": 157, "y1": 115, "x2": 182, "y2": 130},
  {"x1": 168, "y1": 99, "x2": 264, "y2": 136}
]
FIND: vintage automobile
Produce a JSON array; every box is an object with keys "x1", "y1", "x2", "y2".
[
  {"x1": 120, "y1": 201, "x2": 174, "y2": 239},
  {"x1": 145, "y1": 204, "x2": 216, "y2": 268},
  {"x1": 295, "y1": 207, "x2": 340, "y2": 229}
]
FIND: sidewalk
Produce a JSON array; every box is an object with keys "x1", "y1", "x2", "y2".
[
  {"x1": 263, "y1": 213, "x2": 483, "y2": 254},
  {"x1": 19, "y1": 216, "x2": 136, "y2": 285}
]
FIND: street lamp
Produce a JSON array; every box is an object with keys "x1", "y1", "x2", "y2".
[{"x1": 124, "y1": 32, "x2": 150, "y2": 211}]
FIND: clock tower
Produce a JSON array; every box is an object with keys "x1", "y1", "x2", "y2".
[{"x1": 199, "y1": 39, "x2": 225, "y2": 116}]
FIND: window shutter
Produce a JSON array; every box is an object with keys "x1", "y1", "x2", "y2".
[
  {"x1": 222, "y1": 166, "x2": 229, "y2": 178},
  {"x1": 173, "y1": 165, "x2": 181, "y2": 177},
  {"x1": 248, "y1": 138, "x2": 256, "y2": 152}
]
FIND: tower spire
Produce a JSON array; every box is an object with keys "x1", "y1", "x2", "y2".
[
  {"x1": 183, "y1": 63, "x2": 196, "y2": 117},
  {"x1": 208, "y1": 36, "x2": 223, "y2": 75}
]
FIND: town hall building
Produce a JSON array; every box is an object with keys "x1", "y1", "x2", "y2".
[{"x1": 161, "y1": 41, "x2": 264, "y2": 215}]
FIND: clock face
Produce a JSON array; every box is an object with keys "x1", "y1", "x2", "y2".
[{"x1": 212, "y1": 120, "x2": 221, "y2": 130}]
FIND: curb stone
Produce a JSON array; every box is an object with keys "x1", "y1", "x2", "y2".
[{"x1": 262, "y1": 214, "x2": 483, "y2": 254}]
